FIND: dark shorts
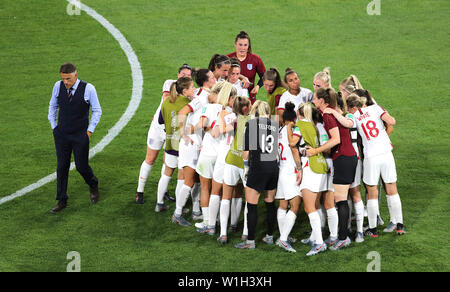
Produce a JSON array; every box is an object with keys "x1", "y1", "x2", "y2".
[
  {"x1": 246, "y1": 166, "x2": 279, "y2": 193},
  {"x1": 333, "y1": 155, "x2": 358, "y2": 185}
]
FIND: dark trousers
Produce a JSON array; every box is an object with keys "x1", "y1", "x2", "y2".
[{"x1": 53, "y1": 127, "x2": 98, "y2": 202}]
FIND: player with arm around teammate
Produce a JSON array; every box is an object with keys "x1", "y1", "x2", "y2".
[{"x1": 347, "y1": 94, "x2": 405, "y2": 236}]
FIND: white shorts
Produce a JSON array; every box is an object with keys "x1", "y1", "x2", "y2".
[
  {"x1": 164, "y1": 152, "x2": 180, "y2": 170},
  {"x1": 212, "y1": 161, "x2": 225, "y2": 183},
  {"x1": 147, "y1": 120, "x2": 166, "y2": 151},
  {"x1": 178, "y1": 136, "x2": 200, "y2": 169},
  {"x1": 350, "y1": 158, "x2": 362, "y2": 189},
  {"x1": 223, "y1": 163, "x2": 245, "y2": 187},
  {"x1": 275, "y1": 167, "x2": 301, "y2": 201},
  {"x1": 363, "y1": 152, "x2": 397, "y2": 186},
  {"x1": 196, "y1": 152, "x2": 217, "y2": 179},
  {"x1": 300, "y1": 165, "x2": 328, "y2": 194}
]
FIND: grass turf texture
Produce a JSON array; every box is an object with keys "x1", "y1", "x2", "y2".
[{"x1": 0, "y1": 0, "x2": 449, "y2": 272}]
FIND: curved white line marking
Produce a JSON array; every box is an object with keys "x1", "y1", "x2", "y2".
[{"x1": 0, "y1": 1, "x2": 143, "y2": 205}]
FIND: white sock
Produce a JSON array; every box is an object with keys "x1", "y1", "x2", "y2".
[
  {"x1": 319, "y1": 205, "x2": 327, "y2": 229},
  {"x1": 137, "y1": 161, "x2": 152, "y2": 193},
  {"x1": 354, "y1": 200, "x2": 365, "y2": 233},
  {"x1": 277, "y1": 208, "x2": 287, "y2": 236},
  {"x1": 208, "y1": 194, "x2": 221, "y2": 228},
  {"x1": 231, "y1": 197, "x2": 242, "y2": 226},
  {"x1": 175, "y1": 179, "x2": 184, "y2": 198},
  {"x1": 175, "y1": 185, "x2": 191, "y2": 216},
  {"x1": 326, "y1": 207, "x2": 338, "y2": 238},
  {"x1": 367, "y1": 199, "x2": 379, "y2": 229},
  {"x1": 219, "y1": 199, "x2": 231, "y2": 236},
  {"x1": 280, "y1": 210, "x2": 296, "y2": 242},
  {"x1": 242, "y1": 202, "x2": 248, "y2": 237},
  {"x1": 308, "y1": 211, "x2": 323, "y2": 245},
  {"x1": 191, "y1": 183, "x2": 201, "y2": 213},
  {"x1": 156, "y1": 175, "x2": 171, "y2": 204},
  {"x1": 160, "y1": 163, "x2": 166, "y2": 176},
  {"x1": 202, "y1": 207, "x2": 209, "y2": 226},
  {"x1": 387, "y1": 194, "x2": 403, "y2": 224}
]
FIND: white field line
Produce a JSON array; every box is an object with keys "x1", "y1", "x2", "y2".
[{"x1": 0, "y1": 1, "x2": 143, "y2": 205}]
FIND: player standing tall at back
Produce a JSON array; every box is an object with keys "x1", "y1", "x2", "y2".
[
  {"x1": 48, "y1": 62, "x2": 102, "y2": 213},
  {"x1": 135, "y1": 64, "x2": 192, "y2": 204},
  {"x1": 227, "y1": 31, "x2": 266, "y2": 104},
  {"x1": 235, "y1": 101, "x2": 278, "y2": 250}
]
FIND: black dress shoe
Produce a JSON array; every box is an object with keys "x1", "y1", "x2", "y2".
[
  {"x1": 90, "y1": 185, "x2": 99, "y2": 204},
  {"x1": 50, "y1": 201, "x2": 67, "y2": 213}
]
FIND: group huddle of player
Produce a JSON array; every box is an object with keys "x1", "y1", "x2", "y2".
[{"x1": 135, "y1": 31, "x2": 405, "y2": 256}]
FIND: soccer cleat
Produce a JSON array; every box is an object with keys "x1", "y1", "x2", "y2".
[
  {"x1": 234, "y1": 240, "x2": 255, "y2": 250},
  {"x1": 325, "y1": 236, "x2": 338, "y2": 247},
  {"x1": 262, "y1": 234, "x2": 274, "y2": 245},
  {"x1": 276, "y1": 238, "x2": 296, "y2": 253},
  {"x1": 155, "y1": 203, "x2": 169, "y2": 212},
  {"x1": 135, "y1": 192, "x2": 144, "y2": 204},
  {"x1": 306, "y1": 242, "x2": 327, "y2": 256},
  {"x1": 195, "y1": 222, "x2": 206, "y2": 229},
  {"x1": 383, "y1": 222, "x2": 397, "y2": 233},
  {"x1": 171, "y1": 214, "x2": 192, "y2": 227},
  {"x1": 288, "y1": 236, "x2": 297, "y2": 243},
  {"x1": 217, "y1": 235, "x2": 228, "y2": 244},
  {"x1": 377, "y1": 214, "x2": 384, "y2": 226},
  {"x1": 364, "y1": 228, "x2": 379, "y2": 238},
  {"x1": 300, "y1": 237, "x2": 315, "y2": 246},
  {"x1": 355, "y1": 232, "x2": 365, "y2": 243},
  {"x1": 396, "y1": 223, "x2": 406, "y2": 235},
  {"x1": 164, "y1": 192, "x2": 175, "y2": 202},
  {"x1": 329, "y1": 237, "x2": 351, "y2": 251},
  {"x1": 196, "y1": 225, "x2": 215, "y2": 235},
  {"x1": 191, "y1": 211, "x2": 203, "y2": 221}
]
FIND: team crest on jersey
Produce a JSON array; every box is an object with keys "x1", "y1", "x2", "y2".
[{"x1": 247, "y1": 64, "x2": 253, "y2": 70}]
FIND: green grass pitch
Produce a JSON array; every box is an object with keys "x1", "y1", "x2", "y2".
[{"x1": 0, "y1": 0, "x2": 449, "y2": 272}]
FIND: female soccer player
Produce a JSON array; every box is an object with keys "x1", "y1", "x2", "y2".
[
  {"x1": 227, "y1": 31, "x2": 266, "y2": 104},
  {"x1": 284, "y1": 102, "x2": 329, "y2": 255},
  {"x1": 208, "y1": 54, "x2": 231, "y2": 82},
  {"x1": 194, "y1": 82, "x2": 237, "y2": 234},
  {"x1": 262, "y1": 67, "x2": 287, "y2": 116},
  {"x1": 234, "y1": 101, "x2": 278, "y2": 250},
  {"x1": 277, "y1": 68, "x2": 313, "y2": 119},
  {"x1": 135, "y1": 64, "x2": 192, "y2": 206},
  {"x1": 274, "y1": 102, "x2": 303, "y2": 253},
  {"x1": 172, "y1": 69, "x2": 217, "y2": 226},
  {"x1": 306, "y1": 88, "x2": 358, "y2": 251},
  {"x1": 347, "y1": 94, "x2": 405, "y2": 236},
  {"x1": 313, "y1": 67, "x2": 332, "y2": 92},
  {"x1": 156, "y1": 77, "x2": 196, "y2": 213},
  {"x1": 322, "y1": 94, "x2": 366, "y2": 243},
  {"x1": 228, "y1": 58, "x2": 249, "y2": 98}
]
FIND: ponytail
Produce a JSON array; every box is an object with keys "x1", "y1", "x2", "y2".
[{"x1": 169, "y1": 76, "x2": 193, "y2": 103}]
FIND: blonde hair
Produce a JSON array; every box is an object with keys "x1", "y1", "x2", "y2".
[
  {"x1": 314, "y1": 67, "x2": 332, "y2": 88},
  {"x1": 340, "y1": 74, "x2": 363, "y2": 90},
  {"x1": 216, "y1": 81, "x2": 237, "y2": 107},
  {"x1": 250, "y1": 100, "x2": 270, "y2": 118},
  {"x1": 298, "y1": 102, "x2": 314, "y2": 123}
]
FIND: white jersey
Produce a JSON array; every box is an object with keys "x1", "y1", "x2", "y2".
[
  {"x1": 353, "y1": 105, "x2": 393, "y2": 158},
  {"x1": 186, "y1": 88, "x2": 209, "y2": 145},
  {"x1": 278, "y1": 125, "x2": 297, "y2": 172},
  {"x1": 214, "y1": 107, "x2": 236, "y2": 163},
  {"x1": 277, "y1": 87, "x2": 313, "y2": 112},
  {"x1": 345, "y1": 113, "x2": 360, "y2": 157},
  {"x1": 199, "y1": 103, "x2": 223, "y2": 156},
  {"x1": 232, "y1": 80, "x2": 249, "y2": 98}
]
